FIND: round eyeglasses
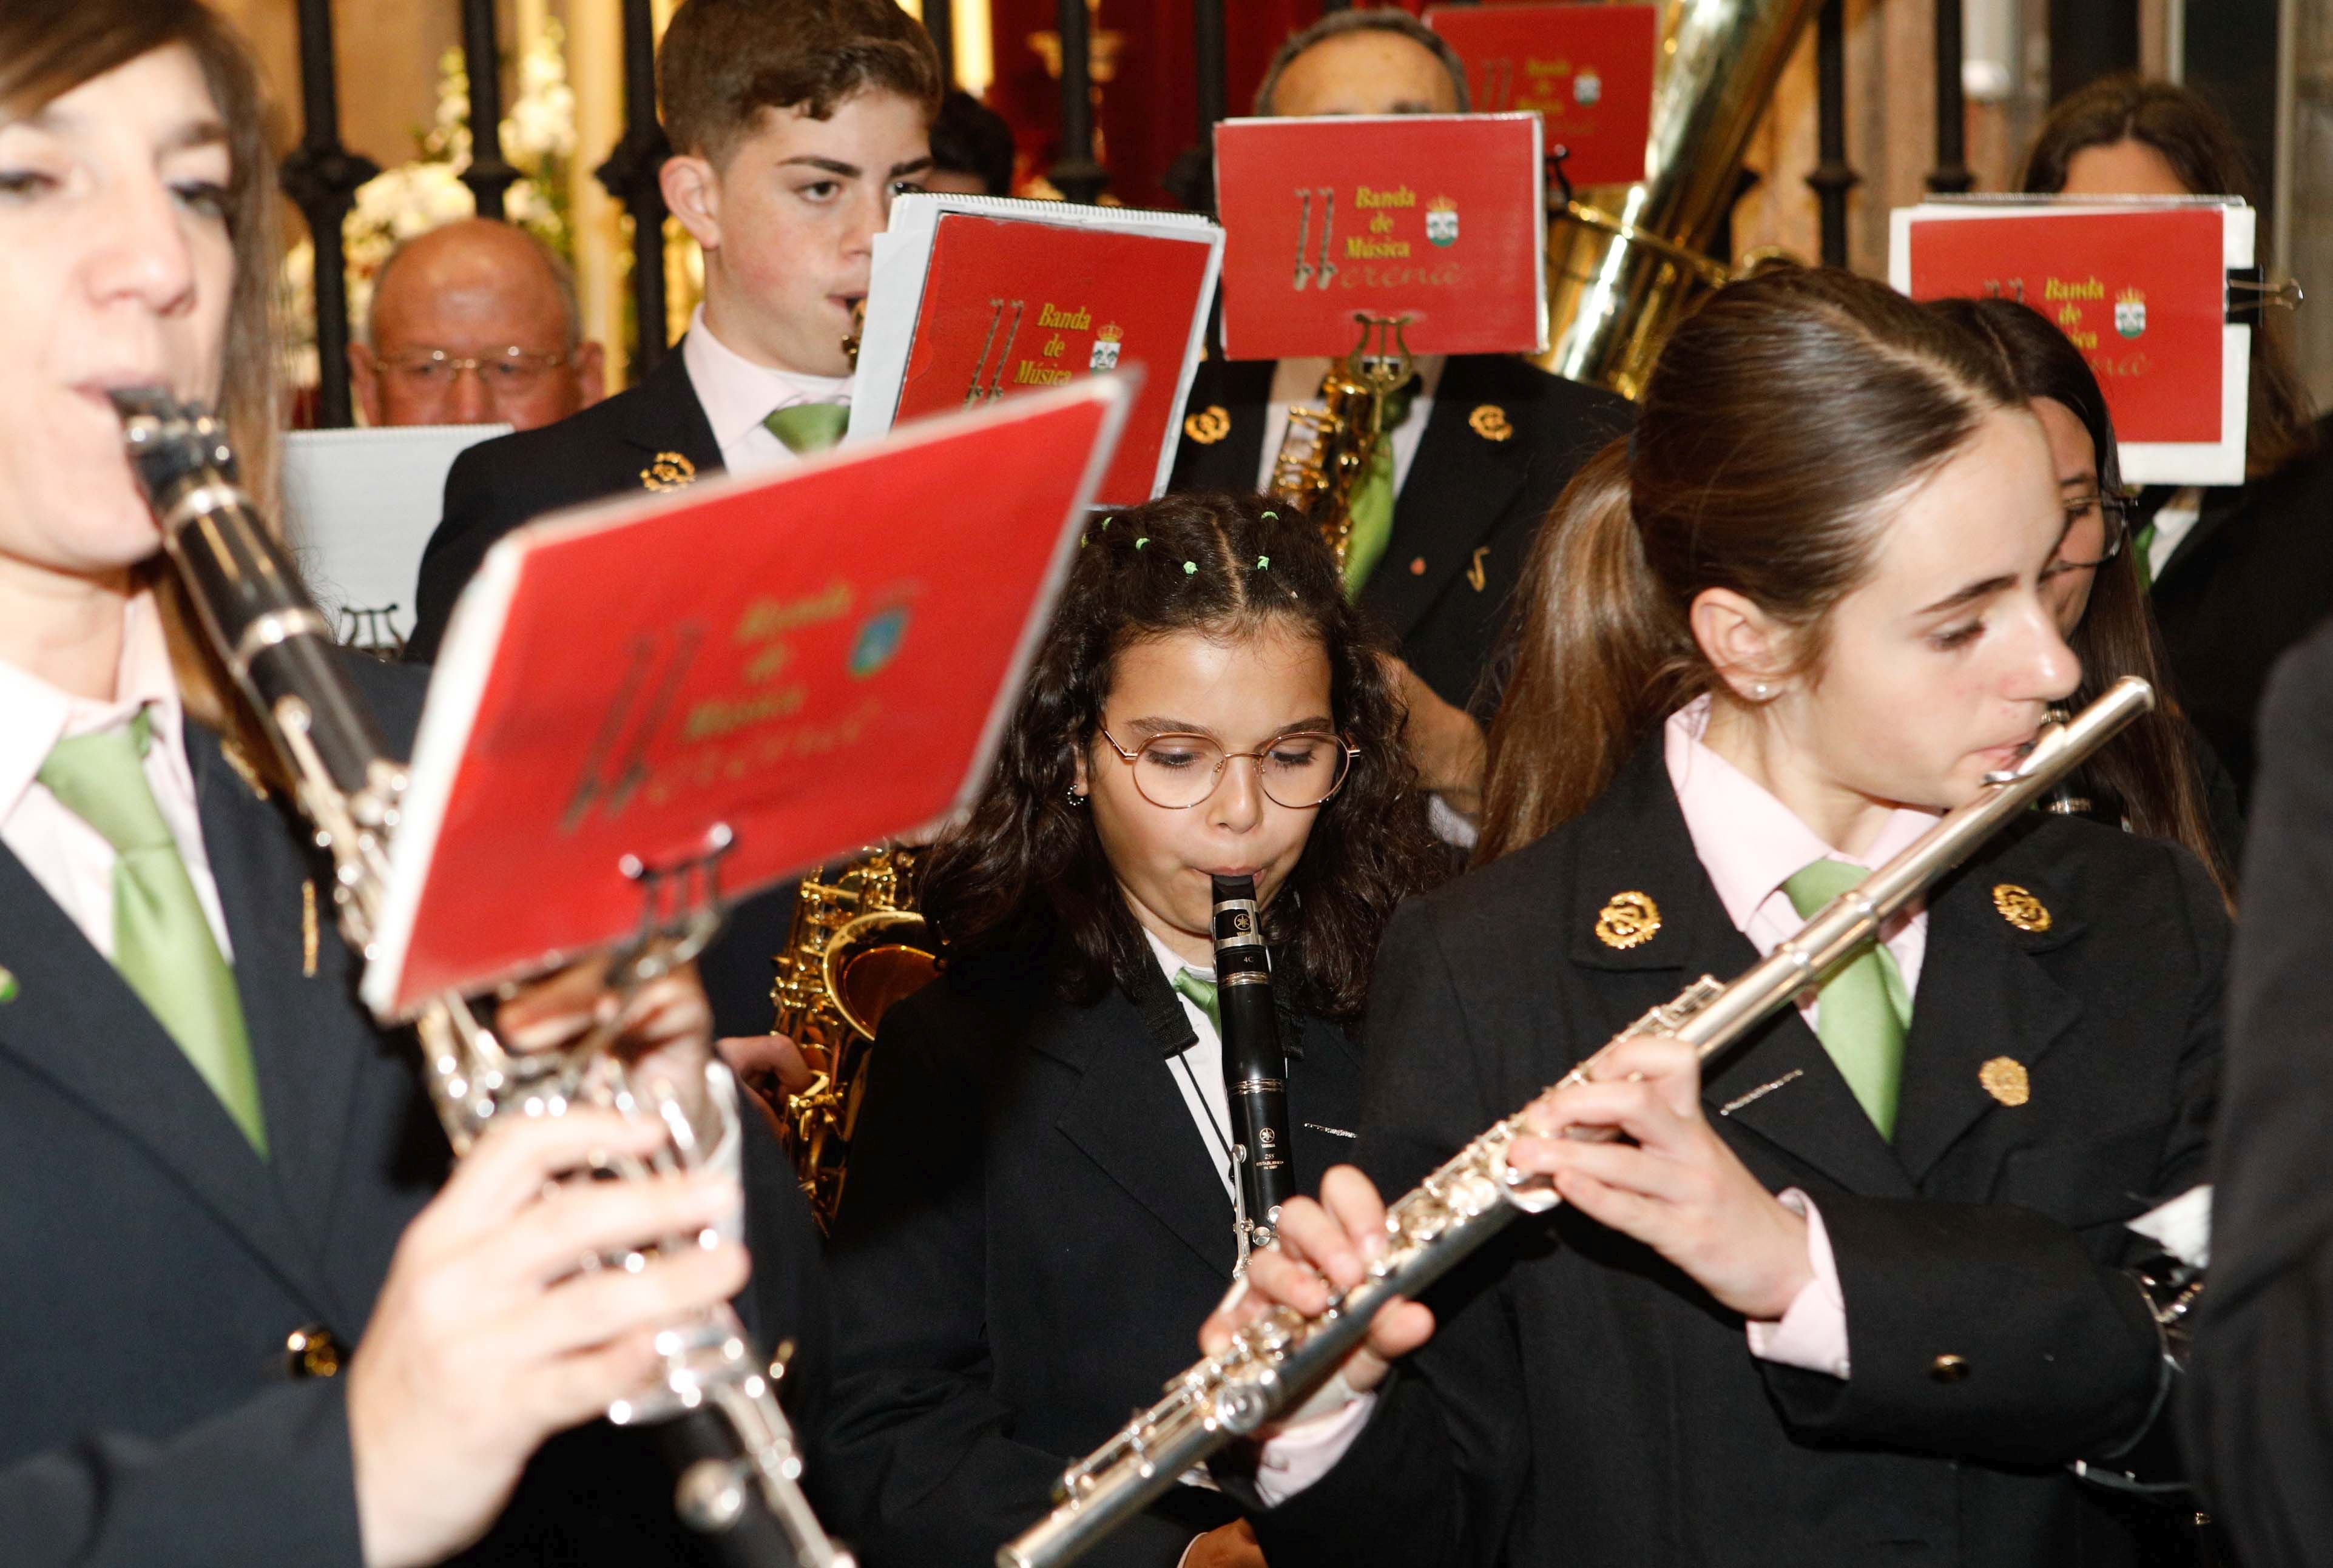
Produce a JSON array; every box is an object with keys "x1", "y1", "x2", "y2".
[
  {"x1": 2041, "y1": 493, "x2": 2133, "y2": 579},
  {"x1": 1098, "y1": 727, "x2": 1359, "y2": 810},
  {"x1": 380, "y1": 346, "x2": 571, "y2": 393}
]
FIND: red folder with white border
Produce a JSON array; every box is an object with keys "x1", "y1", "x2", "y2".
[
  {"x1": 361, "y1": 377, "x2": 1133, "y2": 1020},
  {"x1": 1889, "y1": 197, "x2": 2254, "y2": 485},
  {"x1": 1213, "y1": 113, "x2": 1547, "y2": 360},
  {"x1": 847, "y1": 192, "x2": 1221, "y2": 506}
]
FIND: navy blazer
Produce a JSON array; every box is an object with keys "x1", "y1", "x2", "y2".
[
  {"x1": 1251, "y1": 733, "x2": 2224, "y2": 1568},
  {"x1": 1169, "y1": 354, "x2": 1631, "y2": 714},
  {"x1": 0, "y1": 654, "x2": 833, "y2": 1566},
  {"x1": 822, "y1": 949, "x2": 1366, "y2": 1568}
]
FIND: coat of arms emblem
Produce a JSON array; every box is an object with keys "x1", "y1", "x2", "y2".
[
  {"x1": 1426, "y1": 197, "x2": 1459, "y2": 247},
  {"x1": 1089, "y1": 323, "x2": 1123, "y2": 372}
]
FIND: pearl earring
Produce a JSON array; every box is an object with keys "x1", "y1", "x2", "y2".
[
  {"x1": 1751, "y1": 682, "x2": 1774, "y2": 700},
  {"x1": 1067, "y1": 789, "x2": 1088, "y2": 806}
]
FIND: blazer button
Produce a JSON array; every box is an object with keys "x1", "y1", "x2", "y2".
[
  {"x1": 1929, "y1": 1353, "x2": 1970, "y2": 1384},
  {"x1": 286, "y1": 1324, "x2": 343, "y2": 1379}
]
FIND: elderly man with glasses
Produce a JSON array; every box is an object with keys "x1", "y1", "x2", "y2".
[{"x1": 349, "y1": 217, "x2": 606, "y2": 432}]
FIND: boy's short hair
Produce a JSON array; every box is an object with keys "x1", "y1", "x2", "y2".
[
  {"x1": 930, "y1": 89, "x2": 1016, "y2": 195},
  {"x1": 660, "y1": 0, "x2": 944, "y2": 164}
]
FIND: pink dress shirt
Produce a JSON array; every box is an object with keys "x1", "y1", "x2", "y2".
[
  {"x1": 680, "y1": 305, "x2": 854, "y2": 477},
  {"x1": 0, "y1": 591, "x2": 231, "y2": 960}
]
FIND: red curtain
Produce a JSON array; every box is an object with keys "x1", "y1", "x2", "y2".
[{"x1": 982, "y1": 1, "x2": 1432, "y2": 210}]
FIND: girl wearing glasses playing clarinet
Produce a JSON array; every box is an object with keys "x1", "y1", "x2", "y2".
[
  {"x1": 1206, "y1": 269, "x2": 2226, "y2": 1568},
  {"x1": 820, "y1": 494, "x2": 1444, "y2": 1568}
]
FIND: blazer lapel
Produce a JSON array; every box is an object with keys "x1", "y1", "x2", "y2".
[
  {"x1": 1562, "y1": 738, "x2": 1916, "y2": 1200},
  {"x1": 616, "y1": 342, "x2": 726, "y2": 479},
  {"x1": 1359, "y1": 356, "x2": 1530, "y2": 643},
  {"x1": 1889, "y1": 851, "x2": 2085, "y2": 1185},
  {"x1": 0, "y1": 839, "x2": 333, "y2": 1309},
  {"x1": 1038, "y1": 992, "x2": 1240, "y2": 1279},
  {"x1": 188, "y1": 728, "x2": 383, "y2": 1267},
  {"x1": 1171, "y1": 360, "x2": 1272, "y2": 496}
]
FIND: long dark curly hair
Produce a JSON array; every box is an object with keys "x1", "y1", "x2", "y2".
[{"x1": 920, "y1": 491, "x2": 1443, "y2": 1021}]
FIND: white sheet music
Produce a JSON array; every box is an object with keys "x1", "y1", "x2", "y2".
[{"x1": 281, "y1": 423, "x2": 510, "y2": 651}]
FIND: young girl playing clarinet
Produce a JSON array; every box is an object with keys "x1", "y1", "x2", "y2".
[
  {"x1": 1210, "y1": 268, "x2": 2224, "y2": 1568},
  {"x1": 820, "y1": 494, "x2": 1444, "y2": 1568}
]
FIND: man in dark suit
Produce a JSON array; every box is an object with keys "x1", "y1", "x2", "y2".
[
  {"x1": 405, "y1": 0, "x2": 945, "y2": 1038},
  {"x1": 2190, "y1": 617, "x2": 2333, "y2": 1567},
  {"x1": 1171, "y1": 8, "x2": 1634, "y2": 826}
]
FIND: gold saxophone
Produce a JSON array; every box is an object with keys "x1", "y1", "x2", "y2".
[
  {"x1": 1268, "y1": 315, "x2": 1416, "y2": 573},
  {"x1": 771, "y1": 847, "x2": 939, "y2": 1230}
]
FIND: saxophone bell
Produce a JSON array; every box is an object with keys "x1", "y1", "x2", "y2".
[{"x1": 769, "y1": 846, "x2": 940, "y2": 1232}]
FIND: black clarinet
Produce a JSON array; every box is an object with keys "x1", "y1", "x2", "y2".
[
  {"x1": 1208, "y1": 875, "x2": 1295, "y2": 1265},
  {"x1": 110, "y1": 390, "x2": 849, "y2": 1568}
]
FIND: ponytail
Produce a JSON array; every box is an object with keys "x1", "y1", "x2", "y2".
[{"x1": 1476, "y1": 442, "x2": 1694, "y2": 863}]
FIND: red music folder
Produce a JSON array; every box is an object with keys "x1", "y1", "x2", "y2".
[
  {"x1": 1891, "y1": 197, "x2": 2254, "y2": 485},
  {"x1": 1425, "y1": 4, "x2": 1658, "y2": 187},
  {"x1": 1213, "y1": 113, "x2": 1547, "y2": 360},
  {"x1": 360, "y1": 378, "x2": 1134, "y2": 1019},
  {"x1": 849, "y1": 193, "x2": 1221, "y2": 506}
]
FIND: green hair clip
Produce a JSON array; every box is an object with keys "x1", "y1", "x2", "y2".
[
  {"x1": 1183, "y1": 560, "x2": 1198, "y2": 574},
  {"x1": 1134, "y1": 537, "x2": 1149, "y2": 550},
  {"x1": 1255, "y1": 556, "x2": 1271, "y2": 570}
]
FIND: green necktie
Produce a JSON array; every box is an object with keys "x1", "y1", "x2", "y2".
[
  {"x1": 2131, "y1": 516, "x2": 2156, "y2": 595},
  {"x1": 1338, "y1": 377, "x2": 1420, "y2": 598},
  {"x1": 1171, "y1": 967, "x2": 1222, "y2": 1037},
  {"x1": 763, "y1": 400, "x2": 850, "y2": 456},
  {"x1": 39, "y1": 710, "x2": 267, "y2": 1155},
  {"x1": 1781, "y1": 858, "x2": 1911, "y2": 1140}
]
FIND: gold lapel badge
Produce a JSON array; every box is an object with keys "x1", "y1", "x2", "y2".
[
  {"x1": 0, "y1": 965, "x2": 16, "y2": 1004},
  {"x1": 1469, "y1": 403, "x2": 1514, "y2": 442},
  {"x1": 1979, "y1": 1055, "x2": 2031, "y2": 1107},
  {"x1": 1184, "y1": 405, "x2": 1232, "y2": 445},
  {"x1": 1991, "y1": 883, "x2": 2052, "y2": 932},
  {"x1": 1595, "y1": 890, "x2": 1661, "y2": 950},
  {"x1": 641, "y1": 451, "x2": 698, "y2": 492}
]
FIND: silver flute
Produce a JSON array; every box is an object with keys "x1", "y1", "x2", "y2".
[
  {"x1": 1001, "y1": 676, "x2": 2155, "y2": 1568},
  {"x1": 112, "y1": 391, "x2": 851, "y2": 1568}
]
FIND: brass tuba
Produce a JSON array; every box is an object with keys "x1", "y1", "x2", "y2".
[
  {"x1": 1268, "y1": 314, "x2": 1416, "y2": 571},
  {"x1": 771, "y1": 847, "x2": 939, "y2": 1230},
  {"x1": 1535, "y1": 0, "x2": 1821, "y2": 398}
]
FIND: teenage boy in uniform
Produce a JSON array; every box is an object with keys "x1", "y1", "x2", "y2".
[{"x1": 406, "y1": 0, "x2": 941, "y2": 1038}]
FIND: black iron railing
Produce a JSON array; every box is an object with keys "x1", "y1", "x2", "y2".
[{"x1": 286, "y1": 3, "x2": 2031, "y2": 423}]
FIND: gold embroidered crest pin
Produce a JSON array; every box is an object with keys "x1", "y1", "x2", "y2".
[
  {"x1": 1469, "y1": 404, "x2": 1513, "y2": 442},
  {"x1": 1595, "y1": 891, "x2": 1661, "y2": 950},
  {"x1": 1991, "y1": 884, "x2": 2051, "y2": 932},
  {"x1": 1979, "y1": 1056, "x2": 2031, "y2": 1107},
  {"x1": 1184, "y1": 406, "x2": 1232, "y2": 445},
  {"x1": 641, "y1": 451, "x2": 698, "y2": 492}
]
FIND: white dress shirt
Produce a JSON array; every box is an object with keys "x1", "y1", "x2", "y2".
[
  {"x1": 0, "y1": 591, "x2": 232, "y2": 960},
  {"x1": 1253, "y1": 354, "x2": 1447, "y2": 497},
  {"x1": 2145, "y1": 486, "x2": 2207, "y2": 584},
  {"x1": 680, "y1": 305, "x2": 854, "y2": 478}
]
